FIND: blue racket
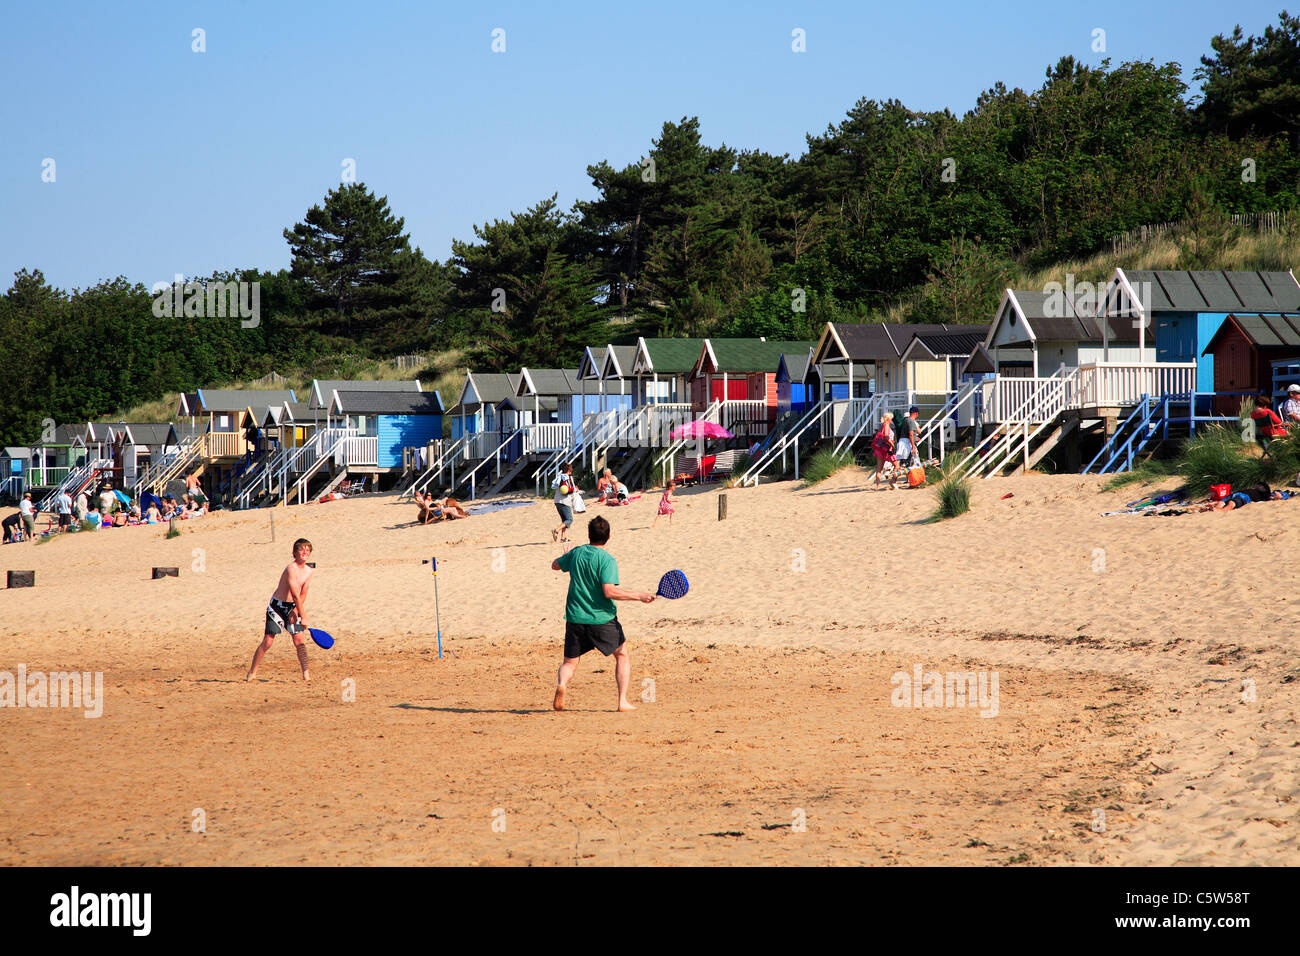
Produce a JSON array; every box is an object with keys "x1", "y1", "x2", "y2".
[
  {"x1": 656, "y1": 570, "x2": 689, "y2": 599},
  {"x1": 308, "y1": 627, "x2": 335, "y2": 650}
]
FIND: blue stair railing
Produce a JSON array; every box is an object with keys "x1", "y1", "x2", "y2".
[{"x1": 1083, "y1": 394, "x2": 1170, "y2": 474}]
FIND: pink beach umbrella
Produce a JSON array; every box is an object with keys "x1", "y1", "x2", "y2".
[{"x1": 670, "y1": 420, "x2": 734, "y2": 442}]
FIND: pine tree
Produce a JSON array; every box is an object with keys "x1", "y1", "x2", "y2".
[{"x1": 283, "y1": 183, "x2": 412, "y2": 336}]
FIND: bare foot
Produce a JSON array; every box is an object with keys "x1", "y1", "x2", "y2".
[
  {"x1": 617, "y1": 700, "x2": 637, "y2": 712},
  {"x1": 553, "y1": 686, "x2": 566, "y2": 711},
  {"x1": 245, "y1": 672, "x2": 256, "y2": 682},
  {"x1": 301, "y1": 671, "x2": 310, "y2": 682}
]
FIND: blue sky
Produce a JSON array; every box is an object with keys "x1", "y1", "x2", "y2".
[{"x1": 0, "y1": 0, "x2": 1287, "y2": 291}]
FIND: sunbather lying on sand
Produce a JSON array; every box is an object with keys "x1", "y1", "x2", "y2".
[{"x1": 435, "y1": 497, "x2": 469, "y2": 519}]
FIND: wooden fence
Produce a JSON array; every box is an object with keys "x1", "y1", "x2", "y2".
[{"x1": 1110, "y1": 212, "x2": 1291, "y2": 255}]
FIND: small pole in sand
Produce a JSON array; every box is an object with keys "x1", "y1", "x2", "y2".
[
  {"x1": 270, "y1": 511, "x2": 276, "y2": 542},
  {"x1": 718, "y1": 493, "x2": 727, "y2": 521},
  {"x1": 422, "y1": 556, "x2": 443, "y2": 659}
]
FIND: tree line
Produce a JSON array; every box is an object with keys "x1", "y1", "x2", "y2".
[{"x1": 2, "y1": 12, "x2": 1299, "y2": 445}]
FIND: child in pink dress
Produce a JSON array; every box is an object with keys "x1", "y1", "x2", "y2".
[{"x1": 651, "y1": 481, "x2": 678, "y2": 527}]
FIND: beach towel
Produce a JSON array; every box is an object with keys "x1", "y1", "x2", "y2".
[{"x1": 466, "y1": 500, "x2": 535, "y2": 515}]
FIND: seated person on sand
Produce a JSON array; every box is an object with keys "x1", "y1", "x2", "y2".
[
  {"x1": 415, "y1": 490, "x2": 442, "y2": 525},
  {"x1": 596, "y1": 468, "x2": 615, "y2": 501},
  {"x1": 145, "y1": 503, "x2": 161, "y2": 524},
  {"x1": 1251, "y1": 395, "x2": 1289, "y2": 448},
  {"x1": 1283, "y1": 384, "x2": 1300, "y2": 425}
]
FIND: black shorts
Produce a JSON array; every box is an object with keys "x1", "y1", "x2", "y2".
[
  {"x1": 564, "y1": 619, "x2": 625, "y2": 658},
  {"x1": 265, "y1": 597, "x2": 303, "y2": 636}
]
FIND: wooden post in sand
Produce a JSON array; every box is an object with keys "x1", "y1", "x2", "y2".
[
  {"x1": 168, "y1": 515, "x2": 177, "y2": 536},
  {"x1": 718, "y1": 493, "x2": 727, "y2": 521},
  {"x1": 270, "y1": 511, "x2": 276, "y2": 542},
  {"x1": 152, "y1": 567, "x2": 179, "y2": 579},
  {"x1": 7, "y1": 570, "x2": 35, "y2": 588}
]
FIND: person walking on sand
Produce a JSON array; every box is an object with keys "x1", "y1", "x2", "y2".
[
  {"x1": 246, "y1": 538, "x2": 315, "y2": 682},
  {"x1": 871, "y1": 412, "x2": 899, "y2": 490},
  {"x1": 18, "y1": 492, "x2": 39, "y2": 542},
  {"x1": 651, "y1": 480, "x2": 678, "y2": 527},
  {"x1": 896, "y1": 406, "x2": 921, "y2": 467},
  {"x1": 550, "y1": 515, "x2": 655, "y2": 712},
  {"x1": 552, "y1": 461, "x2": 577, "y2": 544}
]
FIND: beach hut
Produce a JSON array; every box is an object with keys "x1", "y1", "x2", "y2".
[
  {"x1": 804, "y1": 359, "x2": 872, "y2": 403},
  {"x1": 449, "y1": 372, "x2": 519, "y2": 443},
  {"x1": 308, "y1": 379, "x2": 421, "y2": 420},
  {"x1": 810, "y1": 323, "x2": 987, "y2": 395},
  {"x1": 113, "y1": 423, "x2": 179, "y2": 490},
  {"x1": 599, "y1": 345, "x2": 640, "y2": 401},
  {"x1": 26, "y1": 424, "x2": 81, "y2": 490},
  {"x1": 262, "y1": 401, "x2": 314, "y2": 451},
  {"x1": 775, "y1": 350, "x2": 816, "y2": 417},
  {"x1": 983, "y1": 290, "x2": 1152, "y2": 377},
  {"x1": 1201, "y1": 314, "x2": 1300, "y2": 413},
  {"x1": 898, "y1": 328, "x2": 992, "y2": 392},
  {"x1": 0, "y1": 450, "x2": 24, "y2": 501},
  {"x1": 629, "y1": 337, "x2": 708, "y2": 405},
  {"x1": 81, "y1": 422, "x2": 118, "y2": 463},
  {"x1": 1097, "y1": 269, "x2": 1300, "y2": 394},
  {"x1": 688, "y1": 338, "x2": 814, "y2": 437},
  {"x1": 514, "y1": 368, "x2": 588, "y2": 454},
  {"x1": 327, "y1": 389, "x2": 444, "y2": 483}
]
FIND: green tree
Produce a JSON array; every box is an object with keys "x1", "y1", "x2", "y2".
[
  {"x1": 451, "y1": 196, "x2": 607, "y2": 369},
  {"x1": 1196, "y1": 11, "x2": 1300, "y2": 146},
  {"x1": 283, "y1": 183, "x2": 413, "y2": 336}
]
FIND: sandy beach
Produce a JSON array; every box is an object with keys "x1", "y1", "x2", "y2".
[{"x1": 1, "y1": 471, "x2": 1296, "y2": 865}]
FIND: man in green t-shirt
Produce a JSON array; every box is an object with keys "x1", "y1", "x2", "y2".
[{"x1": 551, "y1": 514, "x2": 656, "y2": 712}]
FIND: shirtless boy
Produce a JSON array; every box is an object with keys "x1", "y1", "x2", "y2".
[{"x1": 246, "y1": 538, "x2": 315, "y2": 681}]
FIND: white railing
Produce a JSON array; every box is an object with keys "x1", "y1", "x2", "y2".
[
  {"x1": 981, "y1": 363, "x2": 1198, "y2": 423},
  {"x1": 455, "y1": 428, "x2": 525, "y2": 499},
  {"x1": 831, "y1": 391, "x2": 912, "y2": 455},
  {"x1": 1076, "y1": 362, "x2": 1197, "y2": 408},
  {"x1": 645, "y1": 403, "x2": 696, "y2": 446},
  {"x1": 737, "y1": 401, "x2": 825, "y2": 486},
  {"x1": 235, "y1": 444, "x2": 290, "y2": 509},
  {"x1": 819, "y1": 397, "x2": 866, "y2": 439},
  {"x1": 955, "y1": 367, "x2": 1078, "y2": 479},
  {"x1": 652, "y1": 400, "x2": 722, "y2": 482},
  {"x1": 290, "y1": 428, "x2": 359, "y2": 505},
  {"x1": 406, "y1": 436, "x2": 469, "y2": 498},
  {"x1": 719, "y1": 399, "x2": 770, "y2": 434},
  {"x1": 137, "y1": 434, "x2": 202, "y2": 492},
  {"x1": 912, "y1": 381, "x2": 983, "y2": 462},
  {"x1": 466, "y1": 430, "x2": 503, "y2": 460},
  {"x1": 342, "y1": 436, "x2": 378, "y2": 466},
  {"x1": 37, "y1": 457, "x2": 111, "y2": 512},
  {"x1": 522, "y1": 422, "x2": 572, "y2": 454}
]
